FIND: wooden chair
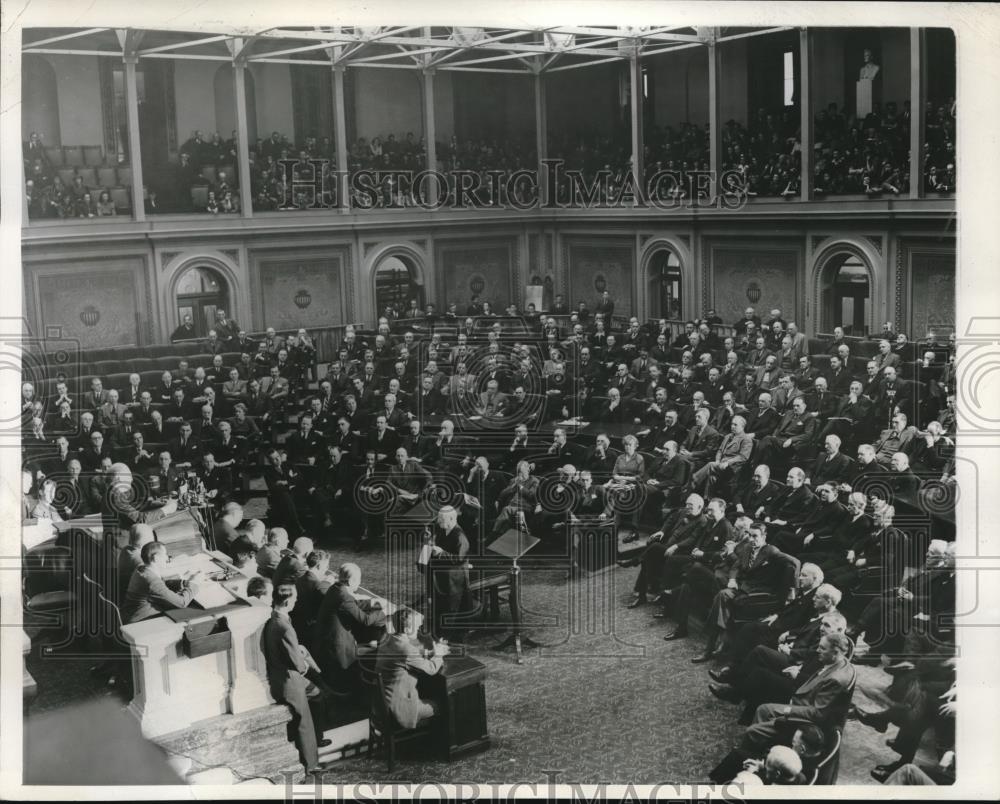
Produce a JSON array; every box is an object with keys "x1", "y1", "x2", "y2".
[{"x1": 363, "y1": 669, "x2": 436, "y2": 771}]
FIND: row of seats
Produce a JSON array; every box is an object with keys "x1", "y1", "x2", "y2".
[
  {"x1": 38, "y1": 145, "x2": 107, "y2": 168},
  {"x1": 55, "y1": 166, "x2": 132, "y2": 190}
]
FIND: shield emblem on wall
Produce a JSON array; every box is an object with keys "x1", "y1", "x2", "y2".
[
  {"x1": 594, "y1": 274, "x2": 607, "y2": 293},
  {"x1": 746, "y1": 281, "x2": 762, "y2": 304},
  {"x1": 79, "y1": 305, "x2": 101, "y2": 327},
  {"x1": 470, "y1": 275, "x2": 486, "y2": 295},
  {"x1": 294, "y1": 288, "x2": 312, "y2": 309}
]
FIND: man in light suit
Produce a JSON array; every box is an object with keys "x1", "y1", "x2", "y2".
[
  {"x1": 120, "y1": 541, "x2": 201, "y2": 624},
  {"x1": 680, "y1": 408, "x2": 722, "y2": 472},
  {"x1": 737, "y1": 632, "x2": 856, "y2": 754},
  {"x1": 260, "y1": 584, "x2": 332, "y2": 773},
  {"x1": 689, "y1": 415, "x2": 754, "y2": 496},
  {"x1": 477, "y1": 379, "x2": 509, "y2": 417},
  {"x1": 375, "y1": 608, "x2": 447, "y2": 729},
  {"x1": 98, "y1": 389, "x2": 127, "y2": 430}
]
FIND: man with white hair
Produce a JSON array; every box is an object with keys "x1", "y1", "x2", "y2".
[
  {"x1": 809, "y1": 434, "x2": 852, "y2": 486},
  {"x1": 849, "y1": 538, "x2": 955, "y2": 656},
  {"x1": 99, "y1": 462, "x2": 177, "y2": 537},
  {"x1": 427, "y1": 505, "x2": 471, "y2": 641},
  {"x1": 623, "y1": 493, "x2": 708, "y2": 606}
]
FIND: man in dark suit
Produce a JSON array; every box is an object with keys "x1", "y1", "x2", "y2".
[
  {"x1": 168, "y1": 422, "x2": 202, "y2": 471},
  {"x1": 710, "y1": 561, "x2": 827, "y2": 678},
  {"x1": 426, "y1": 506, "x2": 472, "y2": 641},
  {"x1": 314, "y1": 562, "x2": 387, "y2": 691},
  {"x1": 754, "y1": 397, "x2": 818, "y2": 469},
  {"x1": 387, "y1": 447, "x2": 432, "y2": 514},
  {"x1": 643, "y1": 440, "x2": 690, "y2": 513},
  {"x1": 260, "y1": 584, "x2": 332, "y2": 773},
  {"x1": 624, "y1": 493, "x2": 707, "y2": 605},
  {"x1": 291, "y1": 550, "x2": 333, "y2": 648},
  {"x1": 809, "y1": 435, "x2": 853, "y2": 486},
  {"x1": 366, "y1": 415, "x2": 401, "y2": 464},
  {"x1": 464, "y1": 456, "x2": 505, "y2": 536},
  {"x1": 285, "y1": 415, "x2": 325, "y2": 466},
  {"x1": 823, "y1": 355, "x2": 853, "y2": 397},
  {"x1": 680, "y1": 408, "x2": 722, "y2": 472},
  {"x1": 120, "y1": 541, "x2": 201, "y2": 624},
  {"x1": 414, "y1": 375, "x2": 445, "y2": 418}
]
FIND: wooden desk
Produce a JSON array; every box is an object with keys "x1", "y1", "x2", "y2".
[{"x1": 418, "y1": 655, "x2": 490, "y2": 760}]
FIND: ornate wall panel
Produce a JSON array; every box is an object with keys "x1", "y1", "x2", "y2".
[
  {"x1": 565, "y1": 238, "x2": 635, "y2": 311},
  {"x1": 909, "y1": 250, "x2": 956, "y2": 337},
  {"x1": 710, "y1": 244, "x2": 801, "y2": 323},
  {"x1": 437, "y1": 241, "x2": 514, "y2": 310},
  {"x1": 256, "y1": 256, "x2": 347, "y2": 330},
  {"x1": 35, "y1": 265, "x2": 141, "y2": 348}
]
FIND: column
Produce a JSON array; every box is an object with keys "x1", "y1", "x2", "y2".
[
  {"x1": 122, "y1": 54, "x2": 146, "y2": 222},
  {"x1": 423, "y1": 68, "x2": 438, "y2": 206},
  {"x1": 799, "y1": 28, "x2": 813, "y2": 201},
  {"x1": 707, "y1": 37, "x2": 722, "y2": 200},
  {"x1": 534, "y1": 70, "x2": 548, "y2": 206},
  {"x1": 628, "y1": 53, "x2": 644, "y2": 203},
  {"x1": 232, "y1": 54, "x2": 254, "y2": 218},
  {"x1": 332, "y1": 64, "x2": 349, "y2": 211},
  {"x1": 909, "y1": 28, "x2": 926, "y2": 199},
  {"x1": 22, "y1": 154, "x2": 29, "y2": 223}
]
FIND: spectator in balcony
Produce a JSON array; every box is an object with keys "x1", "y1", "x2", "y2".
[
  {"x1": 96, "y1": 189, "x2": 117, "y2": 217},
  {"x1": 170, "y1": 314, "x2": 197, "y2": 343}
]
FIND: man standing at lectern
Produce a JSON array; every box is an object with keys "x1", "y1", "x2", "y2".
[{"x1": 427, "y1": 505, "x2": 472, "y2": 642}]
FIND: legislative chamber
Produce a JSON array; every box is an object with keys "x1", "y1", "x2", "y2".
[{"x1": 10, "y1": 16, "x2": 974, "y2": 795}]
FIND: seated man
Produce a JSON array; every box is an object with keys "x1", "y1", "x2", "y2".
[
  {"x1": 735, "y1": 633, "x2": 855, "y2": 758},
  {"x1": 623, "y1": 493, "x2": 707, "y2": 607},
  {"x1": 387, "y1": 447, "x2": 432, "y2": 515},
  {"x1": 313, "y1": 562, "x2": 387, "y2": 691},
  {"x1": 256, "y1": 527, "x2": 290, "y2": 578},
  {"x1": 119, "y1": 541, "x2": 202, "y2": 624},
  {"x1": 491, "y1": 460, "x2": 542, "y2": 537},
  {"x1": 689, "y1": 415, "x2": 753, "y2": 497},
  {"x1": 212, "y1": 501, "x2": 245, "y2": 557},
  {"x1": 375, "y1": 608, "x2": 449, "y2": 729},
  {"x1": 710, "y1": 609, "x2": 847, "y2": 723},
  {"x1": 666, "y1": 520, "x2": 796, "y2": 657}
]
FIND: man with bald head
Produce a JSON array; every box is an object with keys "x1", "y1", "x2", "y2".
[{"x1": 273, "y1": 536, "x2": 314, "y2": 586}]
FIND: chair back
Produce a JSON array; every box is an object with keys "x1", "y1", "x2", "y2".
[{"x1": 810, "y1": 727, "x2": 843, "y2": 785}]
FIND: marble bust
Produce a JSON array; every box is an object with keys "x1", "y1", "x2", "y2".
[{"x1": 859, "y1": 48, "x2": 880, "y2": 80}]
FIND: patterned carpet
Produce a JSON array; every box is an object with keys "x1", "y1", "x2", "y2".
[{"x1": 25, "y1": 512, "x2": 905, "y2": 785}]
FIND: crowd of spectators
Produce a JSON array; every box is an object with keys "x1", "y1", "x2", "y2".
[
  {"x1": 20, "y1": 284, "x2": 958, "y2": 783},
  {"x1": 26, "y1": 94, "x2": 956, "y2": 219}
]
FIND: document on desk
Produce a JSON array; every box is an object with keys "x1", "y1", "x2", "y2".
[{"x1": 192, "y1": 583, "x2": 236, "y2": 610}]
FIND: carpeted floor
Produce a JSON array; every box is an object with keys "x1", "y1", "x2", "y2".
[{"x1": 24, "y1": 504, "x2": 911, "y2": 786}]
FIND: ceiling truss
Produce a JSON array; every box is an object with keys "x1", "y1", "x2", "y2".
[{"x1": 20, "y1": 25, "x2": 788, "y2": 74}]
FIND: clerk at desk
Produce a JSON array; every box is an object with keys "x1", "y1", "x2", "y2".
[
  {"x1": 376, "y1": 608, "x2": 449, "y2": 729},
  {"x1": 120, "y1": 541, "x2": 202, "y2": 624}
]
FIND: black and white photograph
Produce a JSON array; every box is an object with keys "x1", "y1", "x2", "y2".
[{"x1": 1, "y1": 1, "x2": 998, "y2": 800}]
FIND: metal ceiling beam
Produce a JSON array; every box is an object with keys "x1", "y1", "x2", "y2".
[
  {"x1": 138, "y1": 34, "x2": 232, "y2": 56},
  {"x1": 23, "y1": 28, "x2": 108, "y2": 49},
  {"x1": 716, "y1": 26, "x2": 794, "y2": 42},
  {"x1": 248, "y1": 40, "x2": 340, "y2": 60}
]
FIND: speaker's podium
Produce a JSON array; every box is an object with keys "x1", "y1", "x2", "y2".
[
  {"x1": 571, "y1": 518, "x2": 617, "y2": 575},
  {"x1": 479, "y1": 528, "x2": 542, "y2": 664}
]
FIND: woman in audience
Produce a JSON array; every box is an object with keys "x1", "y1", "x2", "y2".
[
  {"x1": 605, "y1": 434, "x2": 645, "y2": 537},
  {"x1": 96, "y1": 189, "x2": 117, "y2": 217}
]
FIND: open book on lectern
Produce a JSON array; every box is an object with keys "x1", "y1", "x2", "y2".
[{"x1": 486, "y1": 528, "x2": 541, "y2": 561}]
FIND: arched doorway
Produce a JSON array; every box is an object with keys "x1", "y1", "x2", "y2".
[
  {"x1": 22, "y1": 55, "x2": 60, "y2": 146},
  {"x1": 374, "y1": 255, "x2": 424, "y2": 318},
  {"x1": 819, "y1": 253, "x2": 871, "y2": 336},
  {"x1": 646, "y1": 248, "x2": 683, "y2": 320},
  {"x1": 175, "y1": 266, "x2": 231, "y2": 338}
]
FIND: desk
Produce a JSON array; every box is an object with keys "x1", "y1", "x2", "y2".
[
  {"x1": 418, "y1": 655, "x2": 490, "y2": 760},
  {"x1": 120, "y1": 555, "x2": 270, "y2": 738}
]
